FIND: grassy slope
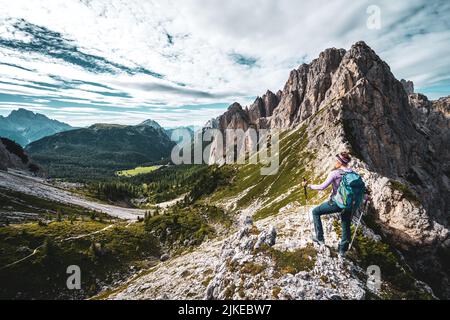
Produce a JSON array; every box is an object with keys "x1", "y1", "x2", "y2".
[
  {"x1": 209, "y1": 125, "x2": 322, "y2": 220},
  {"x1": 0, "y1": 221, "x2": 160, "y2": 299}
]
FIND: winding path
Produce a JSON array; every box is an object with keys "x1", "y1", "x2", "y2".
[{"x1": 0, "y1": 224, "x2": 114, "y2": 271}]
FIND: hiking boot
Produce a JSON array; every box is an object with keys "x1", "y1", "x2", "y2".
[{"x1": 312, "y1": 236, "x2": 325, "y2": 245}]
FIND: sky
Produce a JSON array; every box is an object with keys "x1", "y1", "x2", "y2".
[{"x1": 0, "y1": 0, "x2": 449, "y2": 127}]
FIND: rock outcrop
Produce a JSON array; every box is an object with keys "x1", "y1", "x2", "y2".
[
  {"x1": 246, "y1": 90, "x2": 280, "y2": 128},
  {"x1": 205, "y1": 210, "x2": 366, "y2": 300},
  {"x1": 105, "y1": 204, "x2": 434, "y2": 300},
  {"x1": 401, "y1": 79, "x2": 415, "y2": 94}
]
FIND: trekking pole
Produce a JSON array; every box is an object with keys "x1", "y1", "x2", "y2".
[
  {"x1": 348, "y1": 199, "x2": 368, "y2": 251},
  {"x1": 303, "y1": 178, "x2": 309, "y2": 202},
  {"x1": 302, "y1": 178, "x2": 314, "y2": 235}
]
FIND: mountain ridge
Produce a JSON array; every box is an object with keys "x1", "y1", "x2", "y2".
[
  {"x1": 0, "y1": 108, "x2": 73, "y2": 146},
  {"x1": 25, "y1": 122, "x2": 175, "y2": 180}
]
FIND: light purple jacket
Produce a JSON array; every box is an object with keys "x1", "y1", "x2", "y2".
[{"x1": 309, "y1": 168, "x2": 353, "y2": 197}]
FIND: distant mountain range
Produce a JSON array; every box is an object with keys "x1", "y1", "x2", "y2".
[
  {"x1": 0, "y1": 108, "x2": 202, "y2": 180},
  {"x1": 0, "y1": 109, "x2": 74, "y2": 146},
  {"x1": 26, "y1": 123, "x2": 175, "y2": 180},
  {"x1": 0, "y1": 108, "x2": 200, "y2": 146},
  {"x1": 139, "y1": 120, "x2": 197, "y2": 139}
]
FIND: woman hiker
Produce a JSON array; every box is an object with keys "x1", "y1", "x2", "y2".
[{"x1": 303, "y1": 152, "x2": 366, "y2": 256}]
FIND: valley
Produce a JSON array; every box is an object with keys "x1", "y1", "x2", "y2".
[{"x1": 0, "y1": 143, "x2": 235, "y2": 299}]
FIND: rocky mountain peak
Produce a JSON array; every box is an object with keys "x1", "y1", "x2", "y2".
[
  {"x1": 208, "y1": 41, "x2": 400, "y2": 131},
  {"x1": 247, "y1": 90, "x2": 280, "y2": 127},
  {"x1": 0, "y1": 108, "x2": 73, "y2": 146},
  {"x1": 8, "y1": 108, "x2": 36, "y2": 119},
  {"x1": 204, "y1": 41, "x2": 450, "y2": 298},
  {"x1": 227, "y1": 102, "x2": 244, "y2": 112},
  {"x1": 8, "y1": 108, "x2": 56, "y2": 124},
  {"x1": 139, "y1": 119, "x2": 163, "y2": 130},
  {"x1": 214, "y1": 102, "x2": 251, "y2": 131}
]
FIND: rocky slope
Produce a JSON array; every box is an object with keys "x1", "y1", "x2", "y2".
[
  {"x1": 0, "y1": 137, "x2": 40, "y2": 173},
  {"x1": 103, "y1": 207, "x2": 374, "y2": 300},
  {"x1": 103, "y1": 204, "x2": 433, "y2": 300}
]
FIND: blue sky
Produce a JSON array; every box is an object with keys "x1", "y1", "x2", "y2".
[{"x1": 0, "y1": 0, "x2": 449, "y2": 127}]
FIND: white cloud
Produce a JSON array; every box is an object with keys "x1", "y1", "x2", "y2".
[{"x1": 0, "y1": 0, "x2": 449, "y2": 125}]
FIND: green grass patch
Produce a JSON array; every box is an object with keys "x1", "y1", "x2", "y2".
[
  {"x1": 0, "y1": 221, "x2": 160, "y2": 300},
  {"x1": 144, "y1": 204, "x2": 231, "y2": 247},
  {"x1": 240, "y1": 262, "x2": 265, "y2": 276},
  {"x1": 259, "y1": 244, "x2": 317, "y2": 274},
  {"x1": 116, "y1": 166, "x2": 162, "y2": 177},
  {"x1": 272, "y1": 286, "x2": 282, "y2": 299}
]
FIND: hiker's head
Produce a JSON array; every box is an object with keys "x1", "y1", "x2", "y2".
[{"x1": 335, "y1": 152, "x2": 352, "y2": 168}]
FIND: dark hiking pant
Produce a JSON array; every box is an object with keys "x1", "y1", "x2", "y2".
[{"x1": 312, "y1": 199, "x2": 352, "y2": 252}]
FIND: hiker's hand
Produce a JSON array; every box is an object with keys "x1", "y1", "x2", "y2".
[{"x1": 302, "y1": 180, "x2": 309, "y2": 188}]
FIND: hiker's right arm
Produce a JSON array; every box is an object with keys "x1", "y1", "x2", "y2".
[{"x1": 309, "y1": 172, "x2": 335, "y2": 191}]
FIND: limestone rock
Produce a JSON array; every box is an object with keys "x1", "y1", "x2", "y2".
[{"x1": 160, "y1": 254, "x2": 170, "y2": 262}]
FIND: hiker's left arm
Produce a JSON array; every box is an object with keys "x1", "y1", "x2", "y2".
[{"x1": 309, "y1": 172, "x2": 335, "y2": 191}]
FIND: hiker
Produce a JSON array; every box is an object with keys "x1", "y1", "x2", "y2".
[{"x1": 303, "y1": 152, "x2": 366, "y2": 256}]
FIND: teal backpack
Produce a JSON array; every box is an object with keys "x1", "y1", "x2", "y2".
[{"x1": 334, "y1": 171, "x2": 366, "y2": 212}]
